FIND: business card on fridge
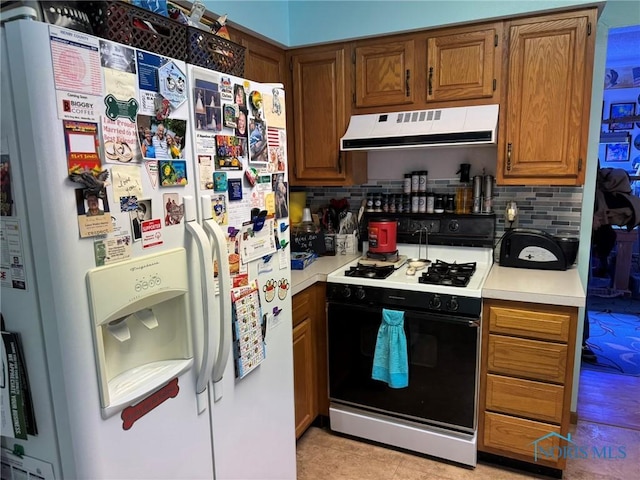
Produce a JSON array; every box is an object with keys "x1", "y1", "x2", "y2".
[{"x1": 141, "y1": 218, "x2": 163, "y2": 249}]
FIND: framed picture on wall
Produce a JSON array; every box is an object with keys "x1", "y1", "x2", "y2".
[
  {"x1": 609, "y1": 102, "x2": 635, "y2": 130},
  {"x1": 605, "y1": 142, "x2": 631, "y2": 162}
]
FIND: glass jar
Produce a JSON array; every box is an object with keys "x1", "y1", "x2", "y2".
[{"x1": 434, "y1": 194, "x2": 444, "y2": 214}]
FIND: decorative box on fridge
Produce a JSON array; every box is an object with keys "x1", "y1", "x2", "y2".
[
  {"x1": 84, "y1": 1, "x2": 188, "y2": 60},
  {"x1": 187, "y1": 27, "x2": 245, "y2": 76}
]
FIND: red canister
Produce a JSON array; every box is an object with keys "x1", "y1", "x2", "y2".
[{"x1": 368, "y1": 220, "x2": 397, "y2": 254}]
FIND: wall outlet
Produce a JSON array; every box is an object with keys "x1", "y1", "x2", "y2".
[{"x1": 505, "y1": 201, "x2": 518, "y2": 224}]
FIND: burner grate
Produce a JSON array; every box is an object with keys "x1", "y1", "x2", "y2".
[
  {"x1": 345, "y1": 264, "x2": 395, "y2": 280},
  {"x1": 419, "y1": 260, "x2": 476, "y2": 287}
]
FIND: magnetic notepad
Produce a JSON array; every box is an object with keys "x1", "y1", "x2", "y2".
[{"x1": 230, "y1": 280, "x2": 265, "y2": 379}]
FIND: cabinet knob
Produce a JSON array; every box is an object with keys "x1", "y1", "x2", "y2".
[{"x1": 507, "y1": 143, "x2": 512, "y2": 171}]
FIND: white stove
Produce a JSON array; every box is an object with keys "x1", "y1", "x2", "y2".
[
  {"x1": 326, "y1": 212, "x2": 496, "y2": 468},
  {"x1": 327, "y1": 243, "x2": 493, "y2": 298}
]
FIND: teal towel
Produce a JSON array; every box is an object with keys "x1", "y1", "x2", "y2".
[{"x1": 371, "y1": 309, "x2": 408, "y2": 388}]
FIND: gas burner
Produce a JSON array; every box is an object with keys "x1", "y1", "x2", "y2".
[
  {"x1": 366, "y1": 250, "x2": 399, "y2": 263},
  {"x1": 345, "y1": 264, "x2": 395, "y2": 280},
  {"x1": 418, "y1": 260, "x2": 477, "y2": 287}
]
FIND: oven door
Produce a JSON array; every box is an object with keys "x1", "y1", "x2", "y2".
[{"x1": 327, "y1": 300, "x2": 479, "y2": 432}]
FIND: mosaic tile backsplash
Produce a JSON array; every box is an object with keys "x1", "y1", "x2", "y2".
[{"x1": 295, "y1": 180, "x2": 584, "y2": 241}]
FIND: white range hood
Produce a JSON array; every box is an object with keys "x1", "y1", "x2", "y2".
[{"x1": 340, "y1": 104, "x2": 499, "y2": 152}]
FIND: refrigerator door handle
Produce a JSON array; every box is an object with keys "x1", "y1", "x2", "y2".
[
  {"x1": 184, "y1": 196, "x2": 217, "y2": 414},
  {"x1": 201, "y1": 195, "x2": 231, "y2": 402}
]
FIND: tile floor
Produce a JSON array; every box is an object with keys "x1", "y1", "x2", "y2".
[{"x1": 296, "y1": 368, "x2": 640, "y2": 479}]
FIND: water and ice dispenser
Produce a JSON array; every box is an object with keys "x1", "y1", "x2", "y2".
[{"x1": 86, "y1": 248, "x2": 193, "y2": 418}]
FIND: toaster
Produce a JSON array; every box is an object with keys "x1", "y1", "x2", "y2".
[{"x1": 499, "y1": 229, "x2": 579, "y2": 271}]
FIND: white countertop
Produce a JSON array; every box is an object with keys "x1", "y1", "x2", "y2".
[
  {"x1": 291, "y1": 253, "x2": 361, "y2": 296},
  {"x1": 482, "y1": 264, "x2": 586, "y2": 307}
]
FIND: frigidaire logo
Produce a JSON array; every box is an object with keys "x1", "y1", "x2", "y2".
[{"x1": 530, "y1": 433, "x2": 626, "y2": 462}]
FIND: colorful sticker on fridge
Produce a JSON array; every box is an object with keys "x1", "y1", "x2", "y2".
[
  {"x1": 272, "y1": 173, "x2": 288, "y2": 219},
  {"x1": 63, "y1": 120, "x2": 101, "y2": 175},
  {"x1": 120, "y1": 196, "x2": 138, "y2": 212},
  {"x1": 194, "y1": 78, "x2": 221, "y2": 131},
  {"x1": 130, "y1": 199, "x2": 151, "y2": 241},
  {"x1": 137, "y1": 115, "x2": 187, "y2": 160},
  {"x1": 198, "y1": 155, "x2": 215, "y2": 189},
  {"x1": 163, "y1": 193, "x2": 184, "y2": 226},
  {"x1": 233, "y1": 84, "x2": 247, "y2": 109},
  {"x1": 239, "y1": 217, "x2": 276, "y2": 264},
  {"x1": 277, "y1": 278, "x2": 290, "y2": 300},
  {"x1": 75, "y1": 188, "x2": 113, "y2": 238},
  {"x1": 158, "y1": 61, "x2": 187, "y2": 109},
  {"x1": 262, "y1": 279, "x2": 277, "y2": 302},
  {"x1": 219, "y1": 76, "x2": 233, "y2": 102},
  {"x1": 111, "y1": 165, "x2": 143, "y2": 200},
  {"x1": 211, "y1": 194, "x2": 227, "y2": 225},
  {"x1": 101, "y1": 117, "x2": 140, "y2": 163},
  {"x1": 267, "y1": 127, "x2": 286, "y2": 173},
  {"x1": 93, "y1": 232, "x2": 132, "y2": 266},
  {"x1": 56, "y1": 91, "x2": 101, "y2": 123},
  {"x1": 249, "y1": 119, "x2": 268, "y2": 164},
  {"x1": 136, "y1": 51, "x2": 162, "y2": 91},
  {"x1": 49, "y1": 25, "x2": 102, "y2": 96},
  {"x1": 228, "y1": 178, "x2": 243, "y2": 201},
  {"x1": 264, "y1": 87, "x2": 286, "y2": 129},
  {"x1": 248, "y1": 90, "x2": 264, "y2": 120},
  {"x1": 215, "y1": 135, "x2": 246, "y2": 170},
  {"x1": 104, "y1": 95, "x2": 139, "y2": 123},
  {"x1": 99, "y1": 40, "x2": 136, "y2": 73},
  {"x1": 159, "y1": 160, "x2": 188, "y2": 186},
  {"x1": 223, "y1": 104, "x2": 239, "y2": 129},
  {"x1": 213, "y1": 172, "x2": 227, "y2": 191}
]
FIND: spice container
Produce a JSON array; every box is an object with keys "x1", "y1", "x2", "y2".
[
  {"x1": 426, "y1": 192, "x2": 435, "y2": 213},
  {"x1": 403, "y1": 174, "x2": 412, "y2": 194},
  {"x1": 445, "y1": 194, "x2": 456, "y2": 213},
  {"x1": 411, "y1": 194, "x2": 420, "y2": 213},
  {"x1": 411, "y1": 171, "x2": 420, "y2": 192},
  {"x1": 434, "y1": 194, "x2": 444, "y2": 213},
  {"x1": 418, "y1": 193, "x2": 426, "y2": 213},
  {"x1": 419, "y1": 171, "x2": 428, "y2": 192}
]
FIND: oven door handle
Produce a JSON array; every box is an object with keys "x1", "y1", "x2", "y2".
[{"x1": 402, "y1": 309, "x2": 480, "y2": 327}]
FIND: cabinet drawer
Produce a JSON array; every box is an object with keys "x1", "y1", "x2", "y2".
[
  {"x1": 488, "y1": 335, "x2": 567, "y2": 383},
  {"x1": 489, "y1": 305, "x2": 570, "y2": 342},
  {"x1": 486, "y1": 374, "x2": 564, "y2": 424},
  {"x1": 292, "y1": 289, "x2": 313, "y2": 327},
  {"x1": 483, "y1": 412, "x2": 563, "y2": 467}
]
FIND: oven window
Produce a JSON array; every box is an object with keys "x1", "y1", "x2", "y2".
[{"x1": 328, "y1": 302, "x2": 478, "y2": 431}]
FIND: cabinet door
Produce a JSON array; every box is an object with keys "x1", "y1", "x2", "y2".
[
  {"x1": 498, "y1": 10, "x2": 595, "y2": 185},
  {"x1": 293, "y1": 317, "x2": 316, "y2": 439},
  {"x1": 290, "y1": 46, "x2": 359, "y2": 184},
  {"x1": 237, "y1": 35, "x2": 286, "y2": 83},
  {"x1": 355, "y1": 39, "x2": 415, "y2": 108},
  {"x1": 426, "y1": 25, "x2": 500, "y2": 103}
]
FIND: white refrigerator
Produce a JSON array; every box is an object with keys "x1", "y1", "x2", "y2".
[{"x1": 0, "y1": 17, "x2": 295, "y2": 480}]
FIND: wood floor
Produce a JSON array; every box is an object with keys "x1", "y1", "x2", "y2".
[{"x1": 297, "y1": 368, "x2": 640, "y2": 479}]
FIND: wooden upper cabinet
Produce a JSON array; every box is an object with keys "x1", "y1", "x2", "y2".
[
  {"x1": 426, "y1": 24, "x2": 501, "y2": 104},
  {"x1": 498, "y1": 9, "x2": 596, "y2": 185},
  {"x1": 354, "y1": 38, "x2": 416, "y2": 108},
  {"x1": 226, "y1": 28, "x2": 286, "y2": 83},
  {"x1": 289, "y1": 45, "x2": 365, "y2": 185}
]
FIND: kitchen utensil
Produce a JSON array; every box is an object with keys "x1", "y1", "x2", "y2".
[{"x1": 368, "y1": 219, "x2": 397, "y2": 254}]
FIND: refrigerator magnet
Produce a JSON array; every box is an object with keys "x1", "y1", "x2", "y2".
[
  {"x1": 157, "y1": 61, "x2": 187, "y2": 109},
  {"x1": 228, "y1": 178, "x2": 242, "y2": 200},
  {"x1": 213, "y1": 172, "x2": 227, "y2": 191}
]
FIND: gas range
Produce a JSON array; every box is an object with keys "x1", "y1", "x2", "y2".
[{"x1": 327, "y1": 213, "x2": 495, "y2": 315}]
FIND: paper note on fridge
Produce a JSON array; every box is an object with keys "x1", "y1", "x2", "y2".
[{"x1": 239, "y1": 217, "x2": 276, "y2": 264}]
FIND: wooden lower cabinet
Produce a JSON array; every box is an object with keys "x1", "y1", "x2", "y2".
[
  {"x1": 479, "y1": 299, "x2": 578, "y2": 471},
  {"x1": 292, "y1": 283, "x2": 327, "y2": 439}
]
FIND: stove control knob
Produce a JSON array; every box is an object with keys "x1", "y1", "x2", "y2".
[
  {"x1": 448, "y1": 220, "x2": 460, "y2": 232},
  {"x1": 341, "y1": 286, "x2": 352, "y2": 299},
  {"x1": 429, "y1": 295, "x2": 442, "y2": 310},
  {"x1": 446, "y1": 296, "x2": 459, "y2": 312},
  {"x1": 355, "y1": 287, "x2": 366, "y2": 300}
]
